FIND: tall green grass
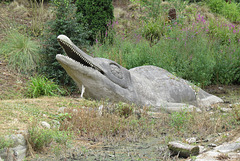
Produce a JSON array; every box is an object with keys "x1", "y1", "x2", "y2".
[
  {"x1": 26, "y1": 75, "x2": 67, "y2": 98},
  {"x1": 0, "y1": 29, "x2": 41, "y2": 74}
]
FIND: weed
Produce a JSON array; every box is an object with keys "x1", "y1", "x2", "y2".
[
  {"x1": 29, "y1": 0, "x2": 47, "y2": 36},
  {"x1": 26, "y1": 75, "x2": 67, "y2": 98}
]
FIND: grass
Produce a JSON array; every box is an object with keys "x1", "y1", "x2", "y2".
[{"x1": 0, "y1": 29, "x2": 41, "y2": 75}]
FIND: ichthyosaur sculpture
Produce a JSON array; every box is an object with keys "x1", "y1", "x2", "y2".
[{"x1": 56, "y1": 35, "x2": 223, "y2": 112}]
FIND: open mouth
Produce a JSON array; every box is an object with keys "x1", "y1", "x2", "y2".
[{"x1": 57, "y1": 37, "x2": 104, "y2": 74}]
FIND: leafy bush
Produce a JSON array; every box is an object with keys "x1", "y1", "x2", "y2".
[
  {"x1": 75, "y1": 0, "x2": 114, "y2": 43},
  {"x1": 207, "y1": 0, "x2": 225, "y2": 13},
  {"x1": 40, "y1": 0, "x2": 90, "y2": 87},
  {"x1": 0, "y1": 29, "x2": 40, "y2": 74},
  {"x1": 26, "y1": 75, "x2": 66, "y2": 98}
]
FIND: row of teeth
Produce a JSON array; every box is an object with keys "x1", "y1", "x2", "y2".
[{"x1": 58, "y1": 39, "x2": 102, "y2": 72}]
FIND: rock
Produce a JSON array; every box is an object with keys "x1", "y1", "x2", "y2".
[
  {"x1": 215, "y1": 142, "x2": 240, "y2": 153},
  {"x1": 194, "y1": 136, "x2": 240, "y2": 161},
  {"x1": 168, "y1": 141, "x2": 199, "y2": 158},
  {"x1": 186, "y1": 137, "x2": 197, "y2": 144},
  {"x1": 195, "y1": 150, "x2": 222, "y2": 161},
  {"x1": 198, "y1": 146, "x2": 207, "y2": 154},
  {"x1": 41, "y1": 121, "x2": 51, "y2": 129},
  {"x1": 220, "y1": 107, "x2": 232, "y2": 112},
  {"x1": 208, "y1": 143, "x2": 217, "y2": 147},
  {"x1": 0, "y1": 134, "x2": 27, "y2": 161}
]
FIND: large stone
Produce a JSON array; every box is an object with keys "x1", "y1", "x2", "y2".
[
  {"x1": 0, "y1": 134, "x2": 27, "y2": 161},
  {"x1": 168, "y1": 141, "x2": 199, "y2": 158}
]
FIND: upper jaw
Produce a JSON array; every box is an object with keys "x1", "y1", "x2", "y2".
[{"x1": 57, "y1": 35, "x2": 104, "y2": 74}]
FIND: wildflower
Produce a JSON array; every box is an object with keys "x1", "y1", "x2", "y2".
[
  {"x1": 233, "y1": 30, "x2": 236, "y2": 33},
  {"x1": 96, "y1": 39, "x2": 98, "y2": 43},
  {"x1": 105, "y1": 31, "x2": 108, "y2": 36}
]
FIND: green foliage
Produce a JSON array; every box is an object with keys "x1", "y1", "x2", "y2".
[
  {"x1": 26, "y1": 75, "x2": 66, "y2": 98},
  {"x1": 207, "y1": 0, "x2": 240, "y2": 22},
  {"x1": 0, "y1": 29, "x2": 40, "y2": 74},
  {"x1": 75, "y1": 0, "x2": 114, "y2": 43},
  {"x1": 207, "y1": 0, "x2": 225, "y2": 13},
  {"x1": 28, "y1": 124, "x2": 71, "y2": 151},
  {"x1": 40, "y1": 0, "x2": 90, "y2": 87},
  {"x1": 93, "y1": 15, "x2": 240, "y2": 86},
  {"x1": 0, "y1": 136, "x2": 14, "y2": 150}
]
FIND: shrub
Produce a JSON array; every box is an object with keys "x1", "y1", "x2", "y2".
[
  {"x1": 40, "y1": 0, "x2": 90, "y2": 87},
  {"x1": 26, "y1": 75, "x2": 66, "y2": 98},
  {"x1": 75, "y1": 0, "x2": 114, "y2": 43},
  {"x1": 0, "y1": 29, "x2": 40, "y2": 75}
]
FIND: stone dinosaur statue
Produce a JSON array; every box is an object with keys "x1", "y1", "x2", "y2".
[{"x1": 56, "y1": 35, "x2": 223, "y2": 112}]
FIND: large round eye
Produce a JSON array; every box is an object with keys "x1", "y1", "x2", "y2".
[{"x1": 110, "y1": 63, "x2": 123, "y2": 79}]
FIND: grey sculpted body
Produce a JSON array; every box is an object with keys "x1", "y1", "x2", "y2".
[{"x1": 56, "y1": 35, "x2": 223, "y2": 112}]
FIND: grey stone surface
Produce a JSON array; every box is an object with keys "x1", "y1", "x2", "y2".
[
  {"x1": 56, "y1": 35, "x2": 223, "y2": 112},
  {"x1": 41, "y1": 121, "x2": 51, "y2": 129},
  {"x1": 0, "y1": 134, "x2": 27, "y2": 161},
  {"x1": 194, "y1": 137, "x2": 240, "y2": 161},
  {"x1": 186, "y1": 137, "x2": 197, "y2": 144},
  {"x1": 215, "y1": 142, "x2": 240, "y2": 153}
]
